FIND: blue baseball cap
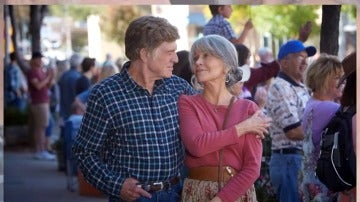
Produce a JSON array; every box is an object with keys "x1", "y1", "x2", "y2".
[{"x1": 277, "y1": 40, "x2": 316, "y2": 60}]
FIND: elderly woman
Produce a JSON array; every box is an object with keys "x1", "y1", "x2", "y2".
[
  {"x1": 178, "y1": 35, "x2": 271, "y2": 202},
  {"x1": 301, "y1": 54, "x2": 345, "y2": 201}
]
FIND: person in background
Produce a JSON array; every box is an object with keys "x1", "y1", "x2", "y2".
[
  {"x1": 73, "y1": 63, "x2": 119, "y2": 114},
  {"x1": 102, "y1": 53, "x2": 114, "y2": 67},
  {"x1": 45, "y1": 62, "x2": 60, "y2": 153},
  {"x1": 73, "y1": 16, "x2": 196, "y2": 202},
  {"x1": 67, "y1": 102, "x2": 85, "y2": 126},
  {"x1": 178, "y1": 34, "x2": 271, "y2": 202},
  {"x1": 27, "y1": 51, "x2": 55, "y2": 160},
  {"x1": 173, "y1": 50, "x2": 193, "y2": 85},
  {"x1": 265, "y1": 40, "x2": 316, "y2": 202},
  {"x1": 115, "y1": 57, "x2": 124, "y2": 72},
  {"x1": 256, "y1": 47, "x2": 274, "y2": 68},
  {"x1": 234, "y1": 44, "x2": 254, "y2": 99},
  {"x1": 203, "y1": 5, "x2": 253, "y2": 45},
  {"x1": 4, "y1": 52, "x2": 28, "y2": 112},
  {"x1": 58, "y1": 53, "x2": 83, "y2": 121},
  {"x1": 75, "y1": 57, "x2": 96, "y2": 95},
  {"x1": 301, "y1": 54, "x2": 344, "y2": 201},
  {"x1": 338, "y1": 52, "x2": 356, "y2": 202},
  {"x1": 234, "y1": 44, "x2": 279, "y2": 102}
]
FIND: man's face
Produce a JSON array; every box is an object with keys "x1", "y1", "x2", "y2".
[
  {"x1": 32, "y1": 57, "x2": 43, "y2": 68},
  {"x1": 281, "y1": 51, "x2": 308, "y2": 83},
  {"x1": 146, "y1": 41, "x2": 178, "y2": 79}
]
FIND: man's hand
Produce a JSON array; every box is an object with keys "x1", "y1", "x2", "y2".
[
  {"x1": 120, "y1": 178, "x2": 152, "y2": 201},
  {"x1": 298, "y1": 21, "x2": 312, "y2": 42}
]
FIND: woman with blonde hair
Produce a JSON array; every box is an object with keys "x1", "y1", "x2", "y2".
[
  {"x1": 301, "y1": 54, "x2": 344, "y2": 201},
  {"x1": 178, "y1": 35, "x2": 271, "y2": 202}
]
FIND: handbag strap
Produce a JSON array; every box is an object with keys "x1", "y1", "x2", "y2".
[{"x1": 218, "y1": 96, "x2": 236, "y2": 192}]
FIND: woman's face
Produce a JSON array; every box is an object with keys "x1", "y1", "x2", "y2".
[
  {"x1": 192, "y1": 50, "x2": 226, "y2": 85},
  {"x1": 325, "y1": 70, "x2": 344, "y2": 100}
]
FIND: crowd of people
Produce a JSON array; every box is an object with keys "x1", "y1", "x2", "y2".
[
  {"x1": 4, "y1": 4, "x2": 356, "y2": 202},
  {"x1": 4, "y1": 50, "x2": 121, "y2": 161}
]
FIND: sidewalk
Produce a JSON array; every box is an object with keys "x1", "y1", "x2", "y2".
[{"x1": 4, "y1": 147, "x2": 108, "y2": 202}]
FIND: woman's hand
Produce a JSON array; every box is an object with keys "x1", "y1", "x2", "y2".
[
  {"x1": 254, "y1": 86, "x2": 267, "y2": 109},
  {"x1": 235, "y1": 110, "x2": 272, "y2": 139}
]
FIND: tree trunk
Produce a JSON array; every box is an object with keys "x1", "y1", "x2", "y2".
[
  {"x1": 8, "y1": 5, "x2": 29, "y2": 73},
  {"x1": 29, "y1": 6, "x2": 40, "y2": 52},
  {"x1": 320, "y1": 5, "x2": 341, "y2": 55},
  {"x1": 30, "y1": 5, "x2": 47, "y2": 53}
]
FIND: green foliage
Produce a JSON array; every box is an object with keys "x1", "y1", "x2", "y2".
[
  {"x1": 100, "y1": 6, "x2": 144, "y2": 46},
  {"x1": 49, "y1": 5, "x2": 104, "y2": 21},
  {"x1": 232, "y1": 5, "x2": 320, "y2": 39},
  {"x1": 342, "y1": 5, "x2": 356, "y2": 20},
  {"x1": 227, "y1": 5, "x2": 251, "y2": 34}
]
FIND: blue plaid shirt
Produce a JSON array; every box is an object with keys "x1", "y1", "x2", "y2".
[
  {"x1": 73, "y1": 61, "x2": 196, "y2": 200},
  {"x1": 203, "y1": 14, "x2": 236, "y2": 41}
]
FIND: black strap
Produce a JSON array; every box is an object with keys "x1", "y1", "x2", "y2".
[{"x1": 341, "y1": 105, "x2": 356, "y2": 115}]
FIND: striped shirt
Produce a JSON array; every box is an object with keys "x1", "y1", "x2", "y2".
[
  {"x1": 265, "y1": 72, "x2": 310, "y2": 150},
  {"x1": 203, "y1": 14, "x2": 236, "y2": 41},
  {"x1": 73, "y1": 61, "x2": 196, "y2": 200}
]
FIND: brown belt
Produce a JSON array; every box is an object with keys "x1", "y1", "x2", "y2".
[
  {"x1": 188, "y1": 166, "x2": 237, "y2": 183},
  {"x1": 137, "y1": 176, "x2": 180, "y2": 193}
]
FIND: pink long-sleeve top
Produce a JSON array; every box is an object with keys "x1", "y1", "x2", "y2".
[{"x1": 178, "y1": 94, "x2": 262, "y2": 202}]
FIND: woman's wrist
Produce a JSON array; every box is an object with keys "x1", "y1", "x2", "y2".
[{"x1": 235, "y1": 120, "x2": 250, "y2": 137}]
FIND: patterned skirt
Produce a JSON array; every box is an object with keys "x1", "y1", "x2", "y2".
[{"x1": 181, "y1": 178, "x2": 257, "y2": 202}]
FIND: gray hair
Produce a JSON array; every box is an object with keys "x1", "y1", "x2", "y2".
[
  {"x1": 258, "y1": 47, "x2": 272, "y2": 57},
  {"x1": 189, "y1": 34, "x2": 241, "y2": 89},
  {"x1": 69, "y1": 53, "x2": 83, "y2": 69}
]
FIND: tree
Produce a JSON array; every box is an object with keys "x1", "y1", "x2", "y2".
[
  {"x1": 48, "y1": 5, "x2": 146, "y2": 49},
  {"x1": 320, "y1": 5, "x2": 341, "y2": 55},
  {"x1": 231, "y1": 5, "x2": 320, "y2": 40},
  {"x1": 29, "y1": 5, "x2": 48, "y2": 53},
  {"x1": 7, "y1": 5, "x2": 29, "y2": 72},
  {"x1": 100, "y1": 6, "x2": 147, "y2": 46},
  {"x1": 5, "y1": 5, "x2": 48, "y2": 73},
  {"x1": 49, "y1": 5, "x2": 103, "y2": 21},
  {"x1": 230, "y1": 5, "x2": 355, "y2": 56}
]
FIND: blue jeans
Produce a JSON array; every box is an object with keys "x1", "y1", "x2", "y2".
[
  {"x1": 110, "y1": 182, "x2": 182, "y2": 202},
  {"x1": 137, "y1": 182, "x2": 181, "y2": 202},
  {"x1": 269, "y1": 153, "x2": 302, "y2": 202},
  {"x1": 46, "y1": 113, "x2": 54, "y2": 137}
]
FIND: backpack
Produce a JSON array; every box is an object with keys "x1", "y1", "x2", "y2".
[{"x1": 316, "y1": 105, "x2": 356, "y2": 192}]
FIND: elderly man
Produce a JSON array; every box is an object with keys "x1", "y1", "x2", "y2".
[
  {"x1": 73, "y1": 16, "x2": 196, "y2": 202},
  {"x1": 265, "y1": 40, "x2": 316, "y2": 202}
]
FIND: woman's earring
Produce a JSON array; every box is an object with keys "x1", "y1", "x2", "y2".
[{"x1": 225, "y1": 73, "x2": 230, "y2": 83}]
